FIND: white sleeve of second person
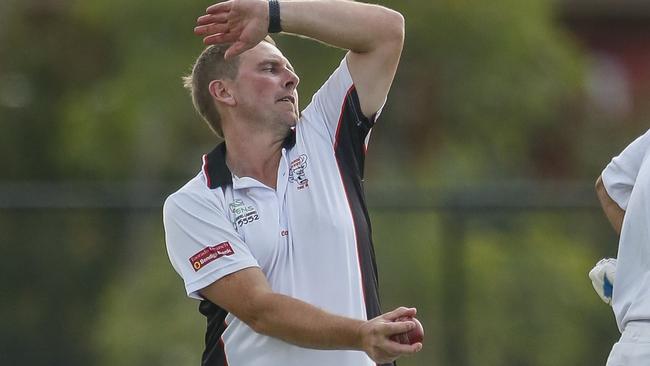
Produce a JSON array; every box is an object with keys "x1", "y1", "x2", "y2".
[
  {"x1": 602, "y1": 129, "x2": 650, "y2": 210},
  {"x1": 163, "y1": 191, "x2": 260, "y2": 300}
]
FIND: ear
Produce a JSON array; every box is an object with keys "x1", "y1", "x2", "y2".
[{"x1": 209, "y1": 79, "x2": 236, "y2": 107}]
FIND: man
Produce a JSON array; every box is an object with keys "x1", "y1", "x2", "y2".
[
  {"x1": 163, "y1": 0, "x2": 422, "y2": 365},
  {"x1": 595, "y1": 129, "x2": 650, "y2": 365}
]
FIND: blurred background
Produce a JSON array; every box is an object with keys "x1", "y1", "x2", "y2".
[{"x1": 2, "y1": 0, "x2": 649, "y2": 365}]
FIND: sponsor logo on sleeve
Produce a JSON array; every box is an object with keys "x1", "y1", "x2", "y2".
[{"x1": 189, "y1": 242, "x2": 234, "y2": 272}]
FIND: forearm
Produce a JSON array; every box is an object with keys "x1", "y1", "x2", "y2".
[
  {"x1": 279, "y1": 0, "x2": 404, "y2": 54},
  {"x1": 596, "y1": 175, "x2": 625, "y2": 235},
  {"x1": 249, "y1": 292, "x2": 364, "y2": 350},
  {"x1": 199, "y1": 267, "x2": 419, "y2": 362}
]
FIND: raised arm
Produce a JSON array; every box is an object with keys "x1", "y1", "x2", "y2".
[
  {"x1": 200, "y1": 267, "x2": 422, "y2": 363},
  {"x1": 194, "y1": 0, "x2": 405, "y2": 117},
  {"x1": 595, "y1": 175, "x2": 625, "y2": 235}
]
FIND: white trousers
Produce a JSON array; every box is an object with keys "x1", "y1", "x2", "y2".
[{"x1": 607, "y1": 321, "x2": 650, "y2": 366}]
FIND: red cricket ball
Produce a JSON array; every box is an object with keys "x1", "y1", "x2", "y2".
[{"x1": 391, "y1": 316, "x2": 424, "y2": 345}]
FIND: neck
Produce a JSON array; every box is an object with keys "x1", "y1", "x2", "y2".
[{"x1": 223, "y1": 126, "x2": 289, "y2": 190}]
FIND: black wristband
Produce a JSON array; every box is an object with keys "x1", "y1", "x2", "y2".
[{"x1": 268, "y1": 0, "x2": 282, "y2": 33}]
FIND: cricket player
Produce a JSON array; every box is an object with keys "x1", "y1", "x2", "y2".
[
  {"x1": 595, "y1": 129, "x2": 650, "y2": 365},
  {"x1": 163, "y1": 0, "x2": 422, "y2": 365}
]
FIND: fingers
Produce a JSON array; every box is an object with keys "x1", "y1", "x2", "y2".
[
  {"x1": 196, "y1": 13, "x2": 229, "y2": 26},
  {"x1": 195, "y1": 13, "x2": 230, "y2": 37},
  {"x1": 203, "y1": 32, "x2": 239, "y2": 46},
  {"x1": 383, "y1": 306, "x2": 417, "y2": 321},
  {"x1": 195, "y1": 1, "x2": 268, "y2": 53},
  {"x1": 371, "y1": 337, "x2": 422, "y2": 363},
  {"x1": 194, "y1": 23, "x2": 229, "y2": 36},
  {"x1": 195, "y1": 4, "x2": 240, "y2": 48},
  {"x1": 224, "y1": 41, "x2": 253, "y2": 59},
  {"x1": 362, "y1": 313, "x2": 423, "y2": 364},
  {"x1": 206, "y1": 1, "x2": 232, "y2": 14},
  {"x1": 383, "y1": 319, "x2": 415, "y2": 336},
  {"x1": 386, "y1": 341, "x2": 423, "y2": 355}
]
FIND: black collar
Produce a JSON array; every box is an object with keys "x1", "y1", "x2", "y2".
[{"x1": 204, "y1": 129, "x2": 296, "y2": 189}]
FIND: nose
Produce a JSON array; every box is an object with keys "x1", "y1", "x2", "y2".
[{"x1": 284, "y1": 69, "x2": 299, "y2": 90}]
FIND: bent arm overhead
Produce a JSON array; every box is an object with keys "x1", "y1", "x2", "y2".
[
  {"x1": 595, "y1": 175, "x2": 625, "y2": 235},
  {"x1": 279, "y1": 0, "x2": 404, "y2": 118},
  {"x1": 195, "y1": 0, "x2": 405, "y2": 118}
]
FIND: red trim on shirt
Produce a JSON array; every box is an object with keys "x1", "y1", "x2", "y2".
[
  {"x1": 220, "y1": 320, "x2": 229, "y2": 366},
  {"x1": 202, "y1": 154, "x2": 212, "y2": 188},
  {"x1": 334, "y1": 86, "x2": 356, "y2": 151},
  {"x1": 334, "y1": 85, "x2": 369, "y2": 311}
]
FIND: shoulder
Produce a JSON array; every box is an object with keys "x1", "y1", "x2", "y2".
[
  {"x1": 302, "y1": 58, "x2": 354, "y2": 113},
  {"x1": 164, "y1": 172, "x2": 224, "y2": 218}
]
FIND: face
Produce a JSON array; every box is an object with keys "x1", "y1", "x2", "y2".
[{"x1": 229, "y1": 42, "x2": 300, "y2": 131}]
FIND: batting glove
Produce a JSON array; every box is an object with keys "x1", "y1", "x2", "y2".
[{"x1": 588, "y1": 258, "x2": 617, "y2": 305}]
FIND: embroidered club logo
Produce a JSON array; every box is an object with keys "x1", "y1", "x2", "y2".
[
  {"x1": 190, "y1": 242, "x2": 234, "y2": 272},
  {"x1": 229, "y1": 199, "x2": 260, "y2": 228},
  {"x1": 289, "y1": 154, "x2": 309, "y2": 190}
]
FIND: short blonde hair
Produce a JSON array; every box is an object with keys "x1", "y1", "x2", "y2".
[{"x1": 183, "y1": 36, "x2": 276, "y2": 138}]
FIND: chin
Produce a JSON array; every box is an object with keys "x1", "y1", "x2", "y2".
[{"x1": 285, "y1": 113, "x2": 299, "y2": 127}]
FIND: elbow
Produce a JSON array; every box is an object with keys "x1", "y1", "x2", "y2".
[
  {"x1": 355, "y1": 7, "x2": 404, "y2": 54},
  {"x1": 247, "y1": 313, "x2": 278, "y2": 337},
  {"x1": 595, "y1": 175, "x2": 616, "y2": 210},
  {"x1": 385, "y1": 9, "x2": 405, "y2": 46},
  {"x1": 239, "y1": 295, "x2": 274, "y2": 336},
  {"x1": 245, "y1": 314, "x2": 266, "y2": 335},
  {"x1": 374, "y1": 9, "x2": 404, "y2": 57},
  {"x1": 241, "y1": 309, "x2": 268, "y2": 335},
  {"x1": 595, "y1": 175, "x2": 606, "y2": 197}
]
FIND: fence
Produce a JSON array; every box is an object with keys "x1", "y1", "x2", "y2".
[{"x1": 0, "y1": 181, "x2": 619, "y2": 366}]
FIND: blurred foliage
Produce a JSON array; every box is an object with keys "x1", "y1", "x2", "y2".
[
  {"x1": 376, "y1": 0, "x2": 585, "y2": 185},
  {"x1": 0, "y1": 0, "x2": 586, "y2": 182},
  {"x1": 93, "y1": 215, "x2": 203, "y2": 366},
  {"x1": 462, "y1": 214, "x2": 615, "y2": 366},
  {"x1": 374, "y1": 211, "x2": 620, "y2": 366},
  {"x1": 0, "y1": 0, "x2": 644, "y2": 365},
  {"x1": 0, "y1": 210, "x2": 128, "y2": 365}
]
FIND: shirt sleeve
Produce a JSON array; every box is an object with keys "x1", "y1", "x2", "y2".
[
  {"x1": 301, "y1": 55, "x2": 385, "y2": 146},
  {"x1": 601, "y1": 129, "x2": 650, "y2": 210},
  {"x1": 163, "y1": 190, "x2": 260, "y2": 300}
]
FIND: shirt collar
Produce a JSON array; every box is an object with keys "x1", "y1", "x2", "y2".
[{"x1": 203, "y1": 129, "x2": 296, "y2": 189}]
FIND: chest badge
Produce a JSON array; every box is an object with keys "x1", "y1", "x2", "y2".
[
  {"x1": 289, "y1": 154, "x2": 309, "y2": 190},
  {"x1": 229, "y1": 199, "x2": 260, "y2": 228}
]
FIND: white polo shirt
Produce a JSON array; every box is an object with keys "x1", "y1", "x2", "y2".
[
  {"x1": 163, "y1": 58, "x2": 390, "y2": 366},
  {"x1": 602, "y1": 129, "x2": 650, "y2": 332}
]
